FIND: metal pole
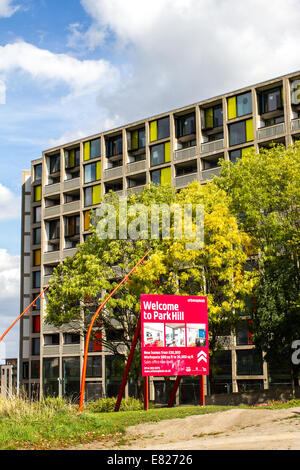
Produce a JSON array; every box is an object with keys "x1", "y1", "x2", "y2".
[
  {"x1": 79, "y1": 249, "x2": 152, "y2": 412},
  {"x1": 144, "y1": 376, "x2": 149, "y2": 411},
  {"x1": 168, "y1": 375, "x2": 182, "y2": 407},
  {"x1": 200, "y1": 375, "x2": 205, "y2": 406}
]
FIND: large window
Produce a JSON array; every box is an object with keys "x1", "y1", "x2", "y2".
[
  {"x1": 31, "y1": 360, "x2": 40, "y2": 379},
  {"x1": 203, "y1": 105, "x2": 223, "y2": 129},
  {"x1": 49, "y1": 154, "x2": 60, "y2": 174},
  {"x1": 65, "y1": 147, "x2": 80, "y2": 168},
  {"x1": 84, "y1": 184, "x2": 101, "y2": 206},
  {"x1": 236, "y1": 349, "x2": 263, "y2": 376},
  {"x1": 62, "y1": 357, "x2": 80, "y2": 399},
  {"x1": 229, "y1": 119, "x2": 253, "y2": 146},
  {"x1": 228, "y1": 92, "x2": 252, "y2": 119},
  {"x1": 105, "y1": 134, "x2": 123, "y2": 157},
  {"x1": 150, "y1": 117, "x2": 170, "y2": 142},
  {"x1": 84, "y1": 161, "x2": 101, "y2": 184},
  {"x1": 32, "y1": 271, "x2": 41, "y2": 289},
  {"x1": 151, "y1": 167, "x2": 171, "y2": 185},
  {"x1": 65, "y1": 215, "x2": 80, "y2": 237},
  {"x1": 105, "y1": 355, "x2": 125, "y2": 398},
  {"x1": 176, "y1": 114, "x2": 196, "y2": 138},
  {"x1": 43, "y1": 358, "x2": 59, "y2": 397},
  {"x1": 84, "y1": 138, "x2": 101, "y2": 161},
  {"x1": 49, "y1": 220, "x2": 60, "y2": 240},
  {"x1": 34, "y1": 164, "x2": 42, "y2": 182},
  {"x1": 259, "y1": 87, "x2": 283, "y2": 114},
  {"x1": 32, "y1": 338, "x2": 40, "y2": 356},
  {"x1": 33, "y1": 227, "x2": 41, "y2": 245},
  {"x1": 150, "y1": 142, "x2": 171, "y2": 167},
  {"x1": 129, "y1": 128, "x2": 146, "y2": 150},
  {"x1": 86, "y1": 356, "x2": 102, "y2": 378},
  {"x1": 22, "y1": 362, "x2": 29, "y2": 380},
  {"x1": 34, "y1": 206, "x2": 41, "y2": 223}
]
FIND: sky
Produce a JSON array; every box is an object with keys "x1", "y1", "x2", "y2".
[{"x1": 0, "y1": 0, "x2": 300, "y2": 358}]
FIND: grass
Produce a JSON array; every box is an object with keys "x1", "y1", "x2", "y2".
[{"x1": 0, "y1": 396, "x2": 299, "y2": 450}]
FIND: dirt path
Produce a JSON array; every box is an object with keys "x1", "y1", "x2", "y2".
[{"x1": 71, "y1": 406, "x2": 300, "y2": 451}]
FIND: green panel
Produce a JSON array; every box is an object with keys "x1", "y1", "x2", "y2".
[
  {"x1": 241, "y1": 146, "x2": 254, "y2": 157},
  {"x1": 205, "y1": 108, "x2": 213, "y2": 128},
  {"x1": 69, "y1": 149, "x2": 75, "y2": 167},
  {"x1": 84, "y1": 142, "x2": 90, "y2": 161},
  {"x1": 96, "y1": 161, "x2": 101, "y2": 180},
  {"x1": 164, "y1": 141, "x2": 171, "y2": 162},
  {"x1": 161, "y1": 167, "x2": 171, "y2": 185},
  {"x1": 92, "y1": 185, "x2": 101, "y2": 205},
  {"x1": 246, "y1": 119, "x2": 254, "y2": 142},
  {"x1": 227, "y1": 96, "x2": 237, "y2": 120},
  {"x1": 132, "y1": 130, "x2": 138, "y2": 150},
  {"x1": 35, "y1": 185, "x2": 42, "y2": 202},
  {"x1": 150, "y1": 121, "x2": 158, "y2": 142}
]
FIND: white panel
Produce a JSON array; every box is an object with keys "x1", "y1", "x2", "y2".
[
  {"x1": 22, "y1": 340, "x2": 29, "y2": 358},
  {"x1": 24, "y1": 235, "x2": 31, "y2": 252},
  {"x1": 23, "y1": 276, "x2": 30, "y2": 294},
  {"x1": 24, "y1": 177, "x2": 31, "y2": 193},
  {"x1": 24, "y1": 196, "x2": 31, "y2": 213},
  {"x1": 23, "y1": 318, "x2": 30, "y2": 337},
  {"x1": 24, "y1": 256, "x2": 30, "y2": 274}
]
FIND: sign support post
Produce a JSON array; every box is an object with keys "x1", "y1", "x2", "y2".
[
  {"x1": 200, "y1": 375, "x2": 205, "y2": 406},
  {"x1": 143, "y1": 376, "x2": 149, "y2": 411}
]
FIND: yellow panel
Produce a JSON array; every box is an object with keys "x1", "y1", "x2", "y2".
[
  {"x1": 92, "y1": 185, "x2": 101, "y2": 205},
  {"x1": 150, "y1": 121, "x2": 158, "y2": 142},
  {"x1": 132, "y1": 130, "x2": 138, "y2": 150},
  {"x1": 205, "y1": 108, "x2": 213, "y2": 128},
  {"x1": 35, "y1": 186, "x2": 41, "y2": 202},
  {"x1": 84, "y1": 211, "x2": 91, "y2": 231},
  {"x1": 161, "y1": 167, "x2": 171, "y2": 185},
  {"x1": 164, "y1": 142, "x2": 171, "y2": 162},
  {"x1": 84, "y1": 142, "x2": 90, "y2": 161},
  {"x1": 246, "y1": 119, "x2": 254, "y2": 142},
  {"x1": 96, "y1": 161, "x2": 101, "y2": 180},
  {"x1": 69, "y1": 149, "x2": 75, "y2": 167},
  {"x1": 34, "y1": 250, "x2": 41, "y2": 266},
  {"x1": 241, "y1": 146, "x2": 254, "y2": 157},
  {"x1": 227, "y1": 96, "x2": 237, "y2": 120}
]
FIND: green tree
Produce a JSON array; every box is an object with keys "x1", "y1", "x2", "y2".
[
  {"x1": 45, "y1": 182, "x2": 257, "y2": 396},
  {"x1": 216, "y1": 143, "x2": 300, "y2": 390}
]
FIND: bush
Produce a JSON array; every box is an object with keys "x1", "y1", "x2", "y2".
[{"x1": 86, "y1": 397, "x2": 143, "y2": 413}]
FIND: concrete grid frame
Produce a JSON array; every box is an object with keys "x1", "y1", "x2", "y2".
[{"x1": 19, "y1": 71, "x2": 300, "y2": 401}]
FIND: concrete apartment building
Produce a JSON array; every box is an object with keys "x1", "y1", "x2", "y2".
[{"x1": 19, "y1": 71, "x2": 300, "y2": 402}]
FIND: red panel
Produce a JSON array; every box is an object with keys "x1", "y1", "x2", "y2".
[
  {"x1": 93, "y1": 331, "x2": 102, "y2": 351},
  {"x1": 33, "y1": 315, "x2": 40, "y2": 333}
]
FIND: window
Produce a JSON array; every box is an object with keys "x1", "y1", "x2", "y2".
[
  {"x1": 88, "y1": 331, "x2": 102, "y2": 352},
  {"x1": 86, "y1": 356, "x2": 102, "y2": 378},
  {"x1": 236, "y1": 321, "x2": 251, "y2": 346},
  {"x1": 264, "y1": 115, "x2": 284, "y2": 127},
  {"x1": 84, "y1": 211, "x2": 91, "y2": 231},
  {"x1": 105, "y1": 135, "x2": 122, "y2": 157},
  {"x1": 44, "y1": 334, "x2": 59, "y2": 346},
  {"x1": 62, "y1": 357, "x2": 80, "y2": 398},
  {"x1": 236, "y1": 350, "x2": 263, "y2": 376},
  {"x1": 176, "y1": 114, "x2": 196, "y2": 138},
  {"x1": 64, "y1": 333, "x2": 80, "y2": 344},
  {"x1": 31, "y1": 360, "x2": 40, "y2": 379},
  {"x1": 65, "y1": 215, "x2": 80, "y2": 237},
  {"x1": 150, "y1": 116, "x2": 170, "y2": 141},
  {"x1": 84, "y1": 184, "x2": 101, "y2": 206},
  {"x1": 34, "y1": 206, "x2": 41, "y2": 223},
  {"x1": 32, "y1": 271, "x2": 41, "y2": 289},
  {"x1": 151, "y1": 167, "x2": 171, "y2": 185},
  {"x1": 34, "y1": 164, "x2": 42, "y2": 181},
  {"x1": 33, "y1": 228, "x2": 41, "y2": 245},
  {"x1": 129, "y1": 128, "x2": 146, "y2": 150},
  {"x1": 259, "y1": 87, "x2": 283, "y2": 114},
  {"x1": 32, "y1": 296, "x2": 40, "y2": 311},
  {"x1": 49, "y1": 220, "x2": 60, "y2": 240},
  {"x1": 229, "y1": 119, "x2": 253, "y2": 146},
  {"x1": 201, "y1": 157, "x2": 220, "y2": 170},
  {"x1": 49, "y1": 154, "x2": 60, "y2": 174},
  {"x1": 65, "y1": 147, "x2": 80, "y2": 168},
  {"x1": 84, "y1": 138, "x2": 101, "y2": 161},
  {"x1": 203, "y1": 105, "x2": 223, "y2": 129},
  {"x1": 22, "y1": 362, "x2": 29, "y2": 380},
  {"x1": 150, "y1": 142, "x2": 171, "y2": 167},
  {"x1": 175, "y1": 162, "x2": 197, "y2": 177},
  {"x1": 32, "y1": 338, "x2": 40, "y2": 356},
  {"x1": 84, "y1": 161, "x2": 101, "y2": 183},
  {"x1": 32, "y1": 315, "x2": 40, "y2": 334},
  {"x1": 43, "y1": 358, "x2": 59, "y2": 397},
  {"x1": 228, "y1": 92, "x2": 252, "y2": 119},
  {"x1": 229, "y1": 146, "x2": 253, "y2": 163}
]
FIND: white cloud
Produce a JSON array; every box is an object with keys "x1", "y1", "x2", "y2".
[
  {"x1": 0, "y1": 184, "x2": 20, "y2": 220},
  {"x1": 0, "y1": 40, "x2": 120, "y2": 99},
  {"x1": 0, "y1": 0, "x2": 19, "y2": 18}
]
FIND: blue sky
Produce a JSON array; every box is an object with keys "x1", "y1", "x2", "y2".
[{"x1": 0, "y1": 0, "x2": 300, "y2": 358}]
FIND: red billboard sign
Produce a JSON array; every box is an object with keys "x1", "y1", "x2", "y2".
[{"x1": 141, "y1": 294, "x2": 209, "y2": 377}]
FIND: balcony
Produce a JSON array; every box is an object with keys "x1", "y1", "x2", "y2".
[
  {"x1": 44, "y1": 205, "x2": 60, "y2": 218},
  {"x1": 62, "y1": 200, "x2": 80, "y2": 214},
  {"x1": 62, "y1": 247, "x2": 78, "y2": 259},
  {"x1": 104, "y1": 166, "x2": 123, "y2": 180},
  {"x1": 44, "y1": 182, "x2": 60, "y2": 196},
  {"x1": 126, "y1": 160, "x2": 146, "y2": 174},
  {"x1": 201, "y1": 167, "x2": 221, "y2": 181},
  {"x1": 62, "y1": 344, "x2": 81, "y2": 355},
  {"x1": 63, "y1": 177, "x2": 80, "y2": 191},
  {"x1": 174, "y1": 146, "x2": 197, "y2": 162},
  {"x1": 258, "y1": 123, "x2": 285, "y2": 140},
  {"x1": 201, "y1": 139, "x2": 224, "y2": 155},
  {"x1": 174, "y1": 173, "x2": 198, "y2": 189},
  {"x1": 43, "y1": 345, "x2": 60, "y2": 356},
  {"x1": 291, "y1": 118, "x2": 300, "y2": 132},
  {"x1": 43, "y1": 251, "x2": 60, "y2": 263},
  {"x1": 43, "y1": 274, "x2": 53, "y2": 286},
  {"x1": 126, "y1": 185, "x2": 145, "y2": 196}
]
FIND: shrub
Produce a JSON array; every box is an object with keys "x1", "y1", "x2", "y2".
[{"x1": 86, "y1": 397, "x2": 143, "y2": 413}]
